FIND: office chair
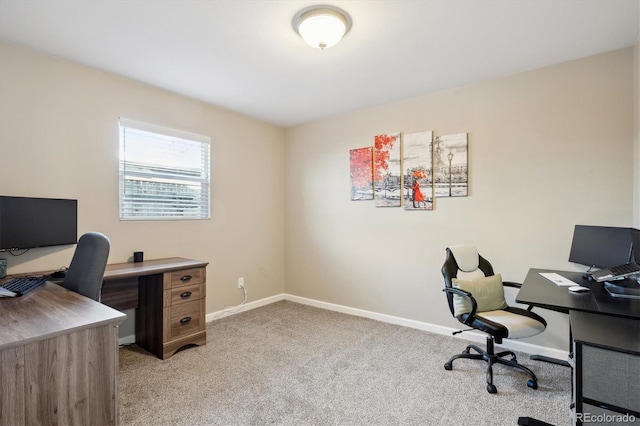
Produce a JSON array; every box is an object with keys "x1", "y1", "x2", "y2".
[
  {"x1": 441, "y1": 245, "x2": 547, "y2": 394},
  {"x1": 62, "y1": 232, "x2": 110, "y2": 302}
]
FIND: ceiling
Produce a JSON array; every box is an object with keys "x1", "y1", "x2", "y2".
[{"x1": 0, "y1": 1, "x2": 638, "y2": 128}]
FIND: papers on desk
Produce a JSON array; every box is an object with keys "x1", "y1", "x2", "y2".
[
  {"x1": 539, "y1": 272, "x2": 579, "y2": 286},
  {"x1": 0, "y1": 286, "x2": 17, "y2": 297}
]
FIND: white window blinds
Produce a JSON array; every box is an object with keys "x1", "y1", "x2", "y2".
[{"x1": 119, "y1": 118, "x2": 211, "y2": 220}]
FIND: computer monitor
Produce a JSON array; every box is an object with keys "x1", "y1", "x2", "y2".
[
  {"x1": 568, "y1": 225, "x2": 632, "y2": 268},
  {"x1": 0, "y1": 196, "x2": 77, "y2": 251}
]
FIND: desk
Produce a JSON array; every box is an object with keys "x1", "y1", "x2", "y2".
[
  {"x1": 0, "y1": 282, "x2": 126, "y2": 425},
  {"x1": 570, "y1": 310, "x2": 640, "y2": 423},
  {"x1": 517, "y1": 269, "x2": 640, "y2": 425},
  {"x1": 102, "y1": 257, "x2": 208, "y2": 360},
  {"x1": 517, "y1": 268, "x2": 640, "y2": 319}
]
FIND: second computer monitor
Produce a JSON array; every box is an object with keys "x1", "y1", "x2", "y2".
[{"x1": 568, "y1": 225, "x2": 633, "y2": 268}]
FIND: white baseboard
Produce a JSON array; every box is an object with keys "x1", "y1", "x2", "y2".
[
  {"x1": 283, "y1": 294, "x2": 569, "y2": 361},
  {"x1": 284, "y1": 294, "x2": 569, "y2": 360},
  {"x1": 125, "y1": 292, "x2": 567, "y2": 362},
  {"x1": 119, "y1": 334, "x2": 136, "y2": 347},
  {"x1": 205, "y1": 293, "x2": 285, "y2": 322}
]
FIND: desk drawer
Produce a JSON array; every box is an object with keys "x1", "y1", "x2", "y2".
[
  {"x1": 165, "y1": 283, "x2": 205, "y2": 307},
  {"x1": 169, "y1": 267, "x2": 205, "y2": 288},
  {"x1": 165, "y1": 299, "x2": 205, "y2": 341}
]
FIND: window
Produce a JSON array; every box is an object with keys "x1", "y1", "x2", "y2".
[{"x1": 119, "y1": 118, "x2": 210, "y2": 220}]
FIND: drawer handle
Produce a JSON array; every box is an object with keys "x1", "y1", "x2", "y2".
[
  {"x1": 180, "y1": 275, "x2": 193, "y2": 282},
  {"x1": 180, "y1": 291, "x2": 192, "y2": 299},
  {"x1": 180, "y1": 316, "x2": 192, "y2": 325}
]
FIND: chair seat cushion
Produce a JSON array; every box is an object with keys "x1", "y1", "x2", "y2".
[
  {"x1": 477, "y1": 309, "x2": 546, "y2": 339},
  {"x1": 452, "y1": 274, "x2": 508, "y2": 317}
]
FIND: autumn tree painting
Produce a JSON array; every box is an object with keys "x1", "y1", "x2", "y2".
[
  {"x1": 349, "y1": 147, "x2": 373, "y2": 200},
  {"x1": 374, "y1": 132, "x2": 401, "y2": 207}
]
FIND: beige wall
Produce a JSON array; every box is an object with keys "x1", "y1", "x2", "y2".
[
  {"x1": 0, "y1": 41, "x2": 286, "y2": 315},
  {"x1": 635, "y1": 39, "x2": 640, "y2": 228},
  {"x1": 1, "y1": 40, "x2": 637, "y2": 353},
  {"x1": 284, "y1": 48, "x2": 635, "y2": 351}
]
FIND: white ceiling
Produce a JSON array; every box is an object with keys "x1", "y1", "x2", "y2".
[{"x1": 0, "y1": 1, "x2": 638, "y2": 128}]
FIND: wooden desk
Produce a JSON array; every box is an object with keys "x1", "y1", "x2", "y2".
[
  {"x1": 0, "y1": 282, "x2": 126, "y2": 425},
  {"x1": 102, "y1": 257, "x2": 208, "y2": 359}
]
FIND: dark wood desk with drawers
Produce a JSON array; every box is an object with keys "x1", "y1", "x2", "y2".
[{"x1": 101, "y1": 257, "x2": 208, "y2": 360}]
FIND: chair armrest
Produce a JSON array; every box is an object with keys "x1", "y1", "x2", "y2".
[
  {"x1": 443, "y1": 288, "x2": 478, "y2": 325},
  {"x1": 501, "y1": 281, "x2": 538, "y2": 311},
  {"x1": 502, "y1": 281, "x2": 522, "y2": 289}
]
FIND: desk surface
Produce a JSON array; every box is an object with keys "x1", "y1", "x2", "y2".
[
  {"x1": 103, "y1": 257, "x2": 208, "y2": 280},
  {"x1": 516, "y1": 268, "x2": 640, "y2": 319},
  {"x1": 0, "y1": 282, "x2": 126, "y2": 351},
  {"x1": 570, "y1": 310, "x2": 640, "y2": 354}
]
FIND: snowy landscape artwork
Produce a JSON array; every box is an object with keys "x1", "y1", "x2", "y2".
[{"x1": 433, "y1": 133, "x2": 468, "y2": 197}]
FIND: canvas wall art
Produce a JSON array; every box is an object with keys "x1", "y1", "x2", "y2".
[
  {"x1": 403, "y1": 131, "x2": 433, "y2": 210},
  {"x1": 433, "y1": 133, "x2": 468, "y2": 197},
  {"x1": 374, "y1": 132, "x2": 402, "y2": 207},
  {"x1": 349, "y1": 147, "x2": 374, "y2": 201}
]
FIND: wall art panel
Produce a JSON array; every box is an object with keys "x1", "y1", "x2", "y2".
[
  {"x1": 403, "y1": 131, "x2": 433, "y2": 210},
  {"x1": 349, "y1": 147, "x2": 374, "y2": 201},
  {"x1": 433, "y1": 133, "x2": 468, "y2": 197},
  {"x1": 374, "y1": 132, "x2": 402, "y2": 207}
]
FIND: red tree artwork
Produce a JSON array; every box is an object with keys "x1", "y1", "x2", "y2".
[
  {"x1": 374, "y1": 133, "x2": 401, "y2": 207},
  {"x1": 349, "y1": 147, "x2": 373, "y2": 200},
  {"x1": 373, "y1": 134, "x2": 396, "y2": 181}
]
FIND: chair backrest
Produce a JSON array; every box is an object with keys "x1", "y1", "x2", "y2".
[
  {"x1": 441, "y1": 245, "x2": 495, "y2": 316},
  {"x1": 62, "y1": 232, "x2": 110, "y2": 301}
]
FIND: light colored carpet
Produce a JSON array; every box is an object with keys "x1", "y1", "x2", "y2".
[{"x1": 119, "y1": 301, "x2": 571, "y2": 425}]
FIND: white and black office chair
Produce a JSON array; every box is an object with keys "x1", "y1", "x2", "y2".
[
  {"x1": 62, "y1": 232, "x2": 110, "y2": 302},
  {"x1": 441, "y1": 245, "x2": 547, "y2": 393}
]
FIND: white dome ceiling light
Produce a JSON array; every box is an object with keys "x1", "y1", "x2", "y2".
[{"x1": 293, "y1": 5, "x2": 352, "y2": 50}]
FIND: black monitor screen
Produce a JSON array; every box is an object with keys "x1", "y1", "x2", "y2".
[
  {"x1": 568, "y1": 225, "x2": 632, "y2": 268},
  {"x1": 0, "y1": 196, "x2": 77, "y2": 250}
]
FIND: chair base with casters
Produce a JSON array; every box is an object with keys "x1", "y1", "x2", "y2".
[{"x1": 444, "y1": 334, "x2": 538, "y2": 394}]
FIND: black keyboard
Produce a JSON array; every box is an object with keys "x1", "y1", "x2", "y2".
[
  {"x1": 610, "y1": 263, "x2": 640, "y2": 275},
  {"x1": 1, "y1": 276, "x2": 47, "y2": 296}
]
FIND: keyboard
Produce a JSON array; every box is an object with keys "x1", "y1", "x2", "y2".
[
  {"x1": 592, "y1": 262, "x2": 640, "y2": 282},
  {"x1": 1, "y1": 276, "x2": 47, "y2": 296}
]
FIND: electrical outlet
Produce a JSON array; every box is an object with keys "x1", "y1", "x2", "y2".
[{"x1": 238, "y1": 277, "x2": 244, "y2": 288}]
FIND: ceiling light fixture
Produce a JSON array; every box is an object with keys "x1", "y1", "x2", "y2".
[{"x1": 293, "y1": 5, "x2": 352, "y2": 50}]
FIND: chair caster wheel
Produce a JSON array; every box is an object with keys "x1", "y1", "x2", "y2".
[
  {"x1": 527, "y1": 379, "x2": 538, "y2": 390},
  {"x1": 487, "y1": 384, "x2": 497, "y2": 394},
  {"x1": 444, "y1": 362, "x2": 452, "y2": 370}
]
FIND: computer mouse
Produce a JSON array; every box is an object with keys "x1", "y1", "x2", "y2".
[
  {"x1": 50, "y1": 270, "x2": 66, "y2": 279},
  {"x1": 568, "y1": 286, "x2": 590, "y2": 293}
]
